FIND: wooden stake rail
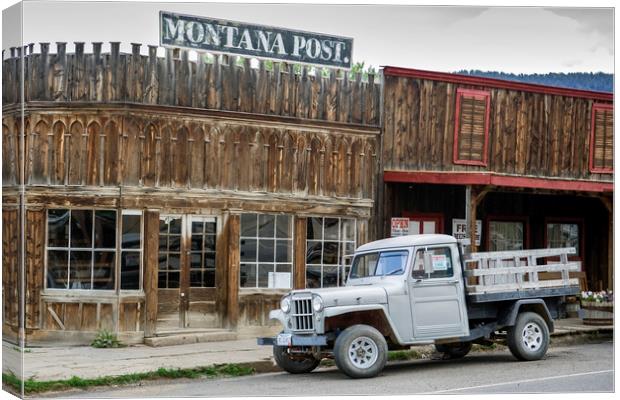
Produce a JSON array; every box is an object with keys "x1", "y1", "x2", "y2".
[{"x1": 464, "y1": 247, "x2": 581, "y2": 294}]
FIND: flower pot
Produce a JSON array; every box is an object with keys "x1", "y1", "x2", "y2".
[{"x1": 580, "y1": 301, "x2": 614, "y2": 326}]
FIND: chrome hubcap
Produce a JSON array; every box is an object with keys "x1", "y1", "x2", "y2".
[
  {"x1": 348, "y1": 336, "x2": 378, "y2": 369},
  {"x1": 521, "y1": 322, "x2": 543, "y2": 351}
]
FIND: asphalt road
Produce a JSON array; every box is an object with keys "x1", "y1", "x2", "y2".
[{"x1": 57, "y1": 340, "x2": 613, "y2": 398}]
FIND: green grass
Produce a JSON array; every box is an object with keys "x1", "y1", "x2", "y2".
[
  {"x1": 2, "y1": 363, "x2": 255, "y2": 395},
  {"x1": 10, "y1": 346, "x2": 32, "y2": 353},
  {"x1": 388, "y1": 349, "x2": 423, "y2": 361}
]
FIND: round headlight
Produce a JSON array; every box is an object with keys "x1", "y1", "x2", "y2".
[
  {"x1": 280, "y1": 296, "x2": 291, "y2": 313},
  {"x1": 312, "y1": 296, "x2": 324, "y2": 312}
]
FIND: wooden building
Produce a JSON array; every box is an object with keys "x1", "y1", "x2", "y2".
[
  {"x1": 2, "y1": 42, "x2": 381, "y2": 345},
  {"x1": 381, "y1": 67, "x2": 613, "y2": 292}
]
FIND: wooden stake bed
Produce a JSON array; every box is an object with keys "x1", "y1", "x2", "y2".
[{"x1": 463, "y1": 247, "x2": 581, "y2": 302}]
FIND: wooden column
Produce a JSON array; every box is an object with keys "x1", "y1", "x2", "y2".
[
  {"x1": 599, "y1": 196, "x2": 613, "y2": 290},
  {"x1": 294, "y1": 217, "x2": 307, "y2": 289},
  {"x1": 466, "y1": 186, "x2": 490, "y2": 253},
  {"x1": 25, "y1": 208, "x2": 45, "y2": 331},
  {"x1": 226, "y1": 213, "x2": 240, "y2": 328},
  {"x1": 143, "y1": 210, "x2": 160, "y2": 337}
]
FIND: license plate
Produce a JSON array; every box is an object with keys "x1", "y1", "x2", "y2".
[{"x1": 276, "y1": 333, "x2": 292, "y2": 346}]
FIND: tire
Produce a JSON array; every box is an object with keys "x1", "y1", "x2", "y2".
[
  {"x1": 507, "y1": 311, "x2": 550, "y2": 361},
  {"x1": 273, "y1": 346, "x2": 320, "y2": 374},
  {"x1": 333, "y1": 324, "x2": 388, "y2": 379},
  {"x1": 435, "y1": 341, "x2": 472, "y2": 359}
]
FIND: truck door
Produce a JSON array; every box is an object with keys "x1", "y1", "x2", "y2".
[{"x1": 408, "y1": 244, "x2": 469, "y2": 341}]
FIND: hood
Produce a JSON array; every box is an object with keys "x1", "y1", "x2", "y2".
[{"x1": 290, "y1": 285, "x2": 387, "y2": 308}]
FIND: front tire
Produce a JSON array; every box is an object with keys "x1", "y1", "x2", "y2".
[
  {"x1": 435, "y1": 341, "x2": 472, "y2": 359},
  {"x1": 273, "y1": 346, "x2": 320, "y2": 374},
  {"x1": 334, "y1": 324, "x2": 388, "y2": 379},
  {"x1": 507, "y1": 311, "x2": 550, "y2": 361}
]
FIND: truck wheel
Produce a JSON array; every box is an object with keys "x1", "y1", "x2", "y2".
[
  {"x1": 507, "y1": 311, "x2": 550, "y2": 361},
  {"x1": 435, "y1": 342, "x2": 472, "y2": 359},
  {"x1": 334, "y1": 324, "x2": 388, "y2": 379},
  {"x1": 273, "y1": 346, "x2": 320, "y2": 374}
]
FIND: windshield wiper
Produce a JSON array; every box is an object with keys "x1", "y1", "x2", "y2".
[{"x1": 384, "y1": 269, "x2": 403, "y2": 276}]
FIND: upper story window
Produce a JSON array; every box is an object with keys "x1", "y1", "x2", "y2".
[
  {"x1": 453, "y1": 88, "x2": 491, "y2": 166},
  {"x1": 589, "y1": 103, "x2": 613, "y2": 174}
]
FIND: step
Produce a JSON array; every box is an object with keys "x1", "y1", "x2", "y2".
[{"x1": 145, "y1": 329, "x2": 238, "y2": 347}]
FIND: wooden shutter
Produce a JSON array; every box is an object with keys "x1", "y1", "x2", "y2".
[
  {"x1": 590, "y1": 103, "x2": 613, "y2": 173},
  {"x1": 453, "y1": 89, "x2": 490, "y2": 166}
]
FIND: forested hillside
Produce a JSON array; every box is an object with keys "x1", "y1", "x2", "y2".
[{"x1": 455, "y1": 70, "x2": 613, "y2": 93}]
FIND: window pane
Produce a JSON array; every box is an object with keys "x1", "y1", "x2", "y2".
[
  {"x1": 120, "y1": 251, "x2": 140, "y2": 290},
  {"x1": 168, "y1": 235, "x2": 181, "y2": 252},
  {"x1": 191, "y1": 234, "x2": 203, "y2": 251},
  {"x1": 70, "y1": 210, "x2": 93, "y2": 248},
  {"x1": 122, "y1": 214, "x2": 141, "y2": 249},
  {"x1": 258, "y1": 239, "x2": 275, "y2": 262},
  {"x1": 158, "y1": 254, "x2": 167, "y2": 270},
  {"x1": 324, "y1": 218, "x2": 339, "y2": 240},
  {"x1": 191, "y1": 221, "x2": 204, "y2": 234},
  {"x1": 205, "y1": 252, "x2": 216, "y2": 268},
  {"x1": 168, "y1": 254, "x2": 180, "y2": 270},
  {"x1": 412, "y1": 247, "x2": 453, "y2": 279},
  {"x1": 306, "y1": 266, "x2": 322, "y2": 288},
  {"x1": 490, "y1": 221, "x2": 524, "y2": 251},
  {"x1": 94, "y1": 210, "x2": 116, "y2": 248},
  {"x1": 258, "y1": 214, "x2": 275, "y2": 238},
  {"x1": 158, "y1": 271, "x2": 167, "y2": 288},
  {"x1": 204, "y1": 269, "x2": 215, "y2": 287},
  {"x1": 158, "y1": 235, "x2": 168, "y2": 252},
  {"x1": 341, "y1": 219, "x2": 355, "y2": 241},
  {"x1": 169, "y1": 218, "x2": 182, "y2": 234},
  {"x1": 322, "y1": 266, "x2": 339, "y2": 288},
  {"x1": 190, "y1": 253, "x2": 202, "y2": 268},
  {"x1": 275, "y1": 215, "x2": 292, "y2": 238},
  {"x1": 190, "y1": 270, "x2": 203, "y2": 287},
  {"x1": 240, "y1": 214, "x2": 257, "y2": 237},
  {"x1": 205, "y1": 222, "x2": 216, "y2": 234},
  {"x1": 69, "y1": 251, "x2": 92, "y2": 289},
  {"x1": 204, "y1": 234, "x2": 216, "y2": 252},
  {"x1": 48, "y1": 209, "x2": 69, "y2": 247},
  {"x1": 258, "y1": 264, "x2": 273, "y2": 288},
  {"x1": 306, "y1": 241, "x2": 323, "y2": 264},
  {"x1": 240, "y1": 263, "x2": 256, "y2": 287},
  {"x1": 547, "y1": 223, "x2": 579, "y2": 255},
  {"x1": 276, "y1": 240, "x2": 292, "y2": 263},
  {"x1": 322, "y1": 241, "x2": 339, "y2": 265},
  {"x1": 240, "y1": 238, "x2": 257, "y2": 262},
  {"x1": 167, "y1": 272, "x2": 180, "y2": 288},
  {"x1": 93, "y1": 251, "x2": 115, "y2": 290},
  {"x1": 307, "y1": 218, "x2": 323, "y2": 240},
  {"x1": 47, "y1": 250, "x2": 68, "y2": 288}
]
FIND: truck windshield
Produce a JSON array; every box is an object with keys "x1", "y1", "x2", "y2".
[{"x1": 349, "y1": 250, "x2": 409, "y2": 279}]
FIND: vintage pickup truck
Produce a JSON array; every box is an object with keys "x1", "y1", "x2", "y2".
[{"x1": 258, "y1": 234, "x2": 581, "y2": 378}]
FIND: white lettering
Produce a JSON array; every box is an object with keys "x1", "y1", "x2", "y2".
[
  {"x1": 270, "y1": 33, "x2": 286, "y2": 55},
  {"x1": 204, "y1": 23, "x2": 221, "y2": 46},
  {"x1": 237, "y1": 29, "x2": 254, "y2": 50},
  {"x1": 163, "y1": 17, "x2": 185, "y2": 42},
  {"x1": 320, "y1": 40, "x2": 333, "y2": 61},
  {"x1": 333, "y1": 41, "x2": 346, "y2": 62},
  {"x1": 292, "y1": 35, "x2": 306, "y2": 57},
  {"x1": 223, "y1": 26, "x2": 239, "y2": 48},
  {"x1": 306, "y1": 38, "x2": 321, "y2": 59},
  {"x1": 185, "y1": 21, "x2": 204, "y2": 43},
  {"x1": 256, "y1": 31, "x2": 272, "y2": 53}
]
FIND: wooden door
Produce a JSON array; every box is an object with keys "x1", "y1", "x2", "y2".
[{"x1": 156, "y1": 215, "x2": 220, "y2": 331}]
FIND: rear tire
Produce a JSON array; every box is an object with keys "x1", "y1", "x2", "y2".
[
  {"x1": 435, "y1": 341, "x2": 472, "y2": 359},
  {"x1": 334, "y1": 324, "x2": 388, "y2": 379},
  {"x1": 273, "y1": 346, "x2": 320, "y2": 374},
  {"x1": 507, "y1": 311, "x2": 550, "y2": 361}
]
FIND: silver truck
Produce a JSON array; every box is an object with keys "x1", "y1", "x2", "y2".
[{"x1": 258, "y1": 234, "x2": 581, "y2": 379}]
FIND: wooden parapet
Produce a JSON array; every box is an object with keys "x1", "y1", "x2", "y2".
[{"x1": 464, "y1": 247, "x2": 581, "y2": 295}]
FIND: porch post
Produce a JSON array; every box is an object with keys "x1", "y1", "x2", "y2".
[
  {"x1": 225, "y1": 213, "x2": 240, "y2": 328},
  {"x1": 143, "y1": 210, "x2": 160, "y2": 337},
  {"x1": 294, "y1": 217, "x2": 307, "y2": 289}
]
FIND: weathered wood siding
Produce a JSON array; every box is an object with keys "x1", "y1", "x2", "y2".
[{"x1": 382, "y1": 75, "x2": 613, "y2": 182}]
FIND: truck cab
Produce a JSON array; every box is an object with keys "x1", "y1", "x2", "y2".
[{"x1": 259, "y1": 234, "x2": 579, "y2": 379}]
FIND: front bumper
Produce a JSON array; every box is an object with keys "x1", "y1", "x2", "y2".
[{"x1": 257, "y1": 334, "x2": 327, "y2": 346}]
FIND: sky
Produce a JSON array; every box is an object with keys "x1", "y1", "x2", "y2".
[{"x1": 1, "y1": 1, "x2": 615, "y2": 74}]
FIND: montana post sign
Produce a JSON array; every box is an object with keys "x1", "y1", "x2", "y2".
[{"x1": 160, "y1": 11, "x2": 353, "y2": 69}]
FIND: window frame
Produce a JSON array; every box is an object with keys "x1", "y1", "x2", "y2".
[
  {"x1": 485, "y1": 215, "x2": 530, "y2": 252},
  {"x1": 411, "y1": 245, "x2": 455, "y2": 280},
  {"x1": 119, "y1": 210, "x2": 144, "y2": 292},
  {"x1": 239, "y1": 213, "x2": 294, "y2": 290},
  {"x1": 44, "y1": 208, "x2": 119, "y2": 293},
  {"x1": 402, "y1": 212, "x2": 444, "y2": 234},
  {"x1": 305, "y1": 216, "x2": 357, "y2": 288},
  {"x1": 589, "y1": 102, "x2": 614, "y2": 174},
  {"x1": 544, "y1": 217, "x2": 584, "y2": 261},
  {"x1": 453, "y1": 88, "x2": 491, "y2": 167}
]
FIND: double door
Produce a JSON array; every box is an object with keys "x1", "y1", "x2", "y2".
[{"x1": 157, "y1": 215, "x2": 220, "y2": 331}]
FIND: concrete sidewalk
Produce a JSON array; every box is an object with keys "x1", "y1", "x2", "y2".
[{"x1": 2, "y1": 318, "x2": 612, "y2": 382}]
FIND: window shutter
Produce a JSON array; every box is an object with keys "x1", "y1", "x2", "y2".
[
  {"x1": 453, "y1": 89, "x2": 490, "y2": 166},
  {"x1": 590, "y1": 104, "x2": 613, "y2": 173}
]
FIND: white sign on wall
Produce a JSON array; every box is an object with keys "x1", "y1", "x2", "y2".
[
  {"x1": 452, "y1": 218, "x2": 482, "y2": 246},
  {"x1": 390, "y1": 218, "x2": 410, "y2": 237}
]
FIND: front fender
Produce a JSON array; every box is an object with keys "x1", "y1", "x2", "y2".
[
  {"x1": 323, "y1": 304, "x2": 406, "y2": 344},
  {"x1": 269, "y1": 309, "x2": 286, "y2": 328}
]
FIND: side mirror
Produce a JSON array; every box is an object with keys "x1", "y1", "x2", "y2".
[{"x1": 423, "y1": 251, "x2": 434, "y2": 275}]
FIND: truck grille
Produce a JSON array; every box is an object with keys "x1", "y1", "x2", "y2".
[{"x1": 291, "y1": 297, "x2": 314, "y2": 332}]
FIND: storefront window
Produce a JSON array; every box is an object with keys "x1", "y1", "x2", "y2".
[
  {"x1": 546, "y1": 222, "x2": 580, "y2": 256},
  {"x1": 46, "y1": 209, "x2": 117, "y2": 290},
  {"x1": 240, "y1": 214, "x2": 293, "y2": 288},
  {"x1": 306, "y1": 217, "x2": 356, "y2": 288},
  {"x1": 190, "y1": 218, "x2": 217, "y2": 288},
  {"x1": 120, "y1": 211, "x2": 143, "y2": 290},
  {"x1": 489, "y1": 221, "x2": 524, "y2": 251},
  {"x1": 158, "y1": 216, "x2": 182, "y2": 289}
]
